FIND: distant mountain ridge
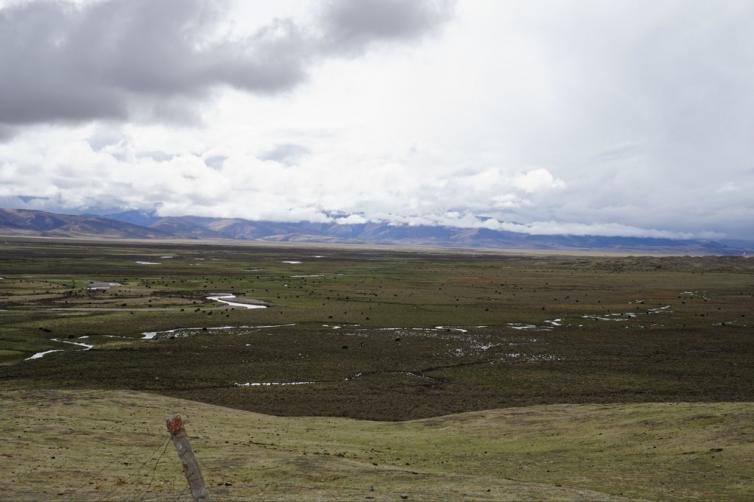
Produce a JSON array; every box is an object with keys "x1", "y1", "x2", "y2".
[
  {"x1": 0, "y1": 208, "x2": 750, "y2": 255},
  {"x1": 0, "y1": 208, "x2": 170, "y2": 239}
]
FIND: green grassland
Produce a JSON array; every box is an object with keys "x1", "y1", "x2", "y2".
[
  {"x1": 1, "y1": 388, "x2": 752, "y2": 501},
  {"x1": 1, "y1": 237, "x2": 753, "y2": 499},
  {"x1": 2, "y1": 238, "x2": 753, "y2": 419}
]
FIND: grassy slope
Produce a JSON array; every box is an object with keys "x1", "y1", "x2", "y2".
[
  {"x1": 1, "y1": 389, "x2": 752, "y2": 501},
  {"x1": 2, "y1": 239, "x2": 753, "y2": 500}
]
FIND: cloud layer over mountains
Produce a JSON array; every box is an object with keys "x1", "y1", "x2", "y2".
[{"x1": 1, "y1": 0, "x2": 753, "y2": 239}]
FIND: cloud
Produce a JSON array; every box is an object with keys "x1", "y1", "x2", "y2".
[
  {"x1": 0, "y1": 0, "x2": 453, "y2": 126},
  {"x1": 320, "y1": 0, "x2": 454, "y2": 54},
  {"x1": 258, "y1": 143, "x2": 310, "y2": 166},
  {"x1": 86, "y1": 129, "x2": 125, "y2": 151},
  {"x1": 139, "y1": 151, "x2": 179, "y2": 163},
  {"x1": 0, "y1": 134, "x2": 672, "y2": 237},
  {"x1": 0, "y1": 125, "x2": 15, "y2": 142},
  {"x1": 479, "y1": 219, "x2": 721, "y2": 240},
  {"x1": 2, "y1": 1, "x2": 754, "y2": 240},
  {"x1": 335, "y1": 214, "x2": 368, "y2": 225},
  {"x1": 512, "y1": 168, "x2": 565, "y2": 194},
  {"x1": 203, "y1": 155, "x2": 226, "y2": 169}
]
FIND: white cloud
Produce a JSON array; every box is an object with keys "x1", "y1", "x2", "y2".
[
  {"x1": 512, "y1": 168, "x2": 565, "y2": 194},
  {"x1": 335, "y1": 214, "x2": 368, "y2": 225},
  {"x1": 481, "y1": 220, "x2": 722, "y2": 240},
  {"x1": 1, "y1": 0, "x2": 754, "y2": 240}
]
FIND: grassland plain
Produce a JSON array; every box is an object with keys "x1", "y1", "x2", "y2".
[
  {"x1": 0, "y1": 237, "x2": 753, "y2": 499},
  {"x1": 2, "y1": 237, "x2": 754, "y2": 418},
  {"x1": 1, "y1": 389, "x2": 752, "y2": 501}
]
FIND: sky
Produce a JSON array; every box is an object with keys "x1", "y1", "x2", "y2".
[{"x1": 1, "y1": 0, "x2": 753, "y2": 240}]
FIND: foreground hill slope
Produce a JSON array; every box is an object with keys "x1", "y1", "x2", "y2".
[{"x1": 1, "y1": 388, "x2": 751, "y2": 501}]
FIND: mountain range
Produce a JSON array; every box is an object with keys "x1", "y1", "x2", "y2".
[{"x1": 0, "y1": 208, "x2": 750, "y2": 255}]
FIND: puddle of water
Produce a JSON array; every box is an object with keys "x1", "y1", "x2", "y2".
[
  {"x1": 501, "y1": 352, "x2": 561, "y2": 362},
  {"x1": 529, "y1": 354, "x2": 561, "y2": 361},
  {"x1": 472, "y1": 342, "x2": 495, "y2": 351},
  {"x1": 584, "y1": 305, "x2": 672, "y2": 321},
  {"x1": 26, "y1": 337, "x2": 96, "y2": 360},
  {"x1": 142, "y1": 323, "x2": 295, "y2": 340},
  {"x1": 235, "y1": 381, "x2": 314, "y2": 387},
  {"x1": 582, "y1": 313, "x2": 637, "y2": 321},
  {"x1": 135, "y1": 261, "x2": 160, "y2": 265},
  {"x1": 87, "y1": 281, "x2": 122, "y2": 290},
  {"x1": 680, "y1": 291, "x2": 708, "y2": 300},
  {"x1": 25, "y1": 349, "x2": 63, "y2": 361},
  {"x1": 508, "y1": 323, "x2": 551, "y2": 331},
  {"x1": 714, "y1": 321, "x2": 749, "y2": 328},
  {"x1": 346, "y1": 371, "x2": 431, "y2": 382},
  {"x1": 435, "y1": 326, "x2": 469, "y2": 333},
  {"x1": 206, "y1": 294, "x2": 266, "y2": 309},
  {"x1": 51, "y1": 338, "x2": 94, "y2": 350},
  {"x1": 508, "y1": 323, "x2": 536, "y2": 330},
  {"x1": 281, "y1": 260, "x2": 303, "y2": 264}
]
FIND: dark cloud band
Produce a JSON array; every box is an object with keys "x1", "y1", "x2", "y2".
[{"x1": 0, "y1": 0, "x2": 453, "y2": 126}]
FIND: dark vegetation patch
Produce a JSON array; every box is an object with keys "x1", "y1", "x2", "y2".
[{"x1": 1, "y1": 238, "x2": 753, "y2": 419}]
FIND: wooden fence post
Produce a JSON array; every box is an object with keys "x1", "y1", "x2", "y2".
[{"x1": 166, "y1": 415, "x2": 209, "y2": 501}]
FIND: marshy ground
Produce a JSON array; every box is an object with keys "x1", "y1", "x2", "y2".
[{"x1": 1, "y1": 237, "x2": 753, "y2": 499}]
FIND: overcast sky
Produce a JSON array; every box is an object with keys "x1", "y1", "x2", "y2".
[{"x1": 1, "y1": 0, "x2": 753, "y2": 239}]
